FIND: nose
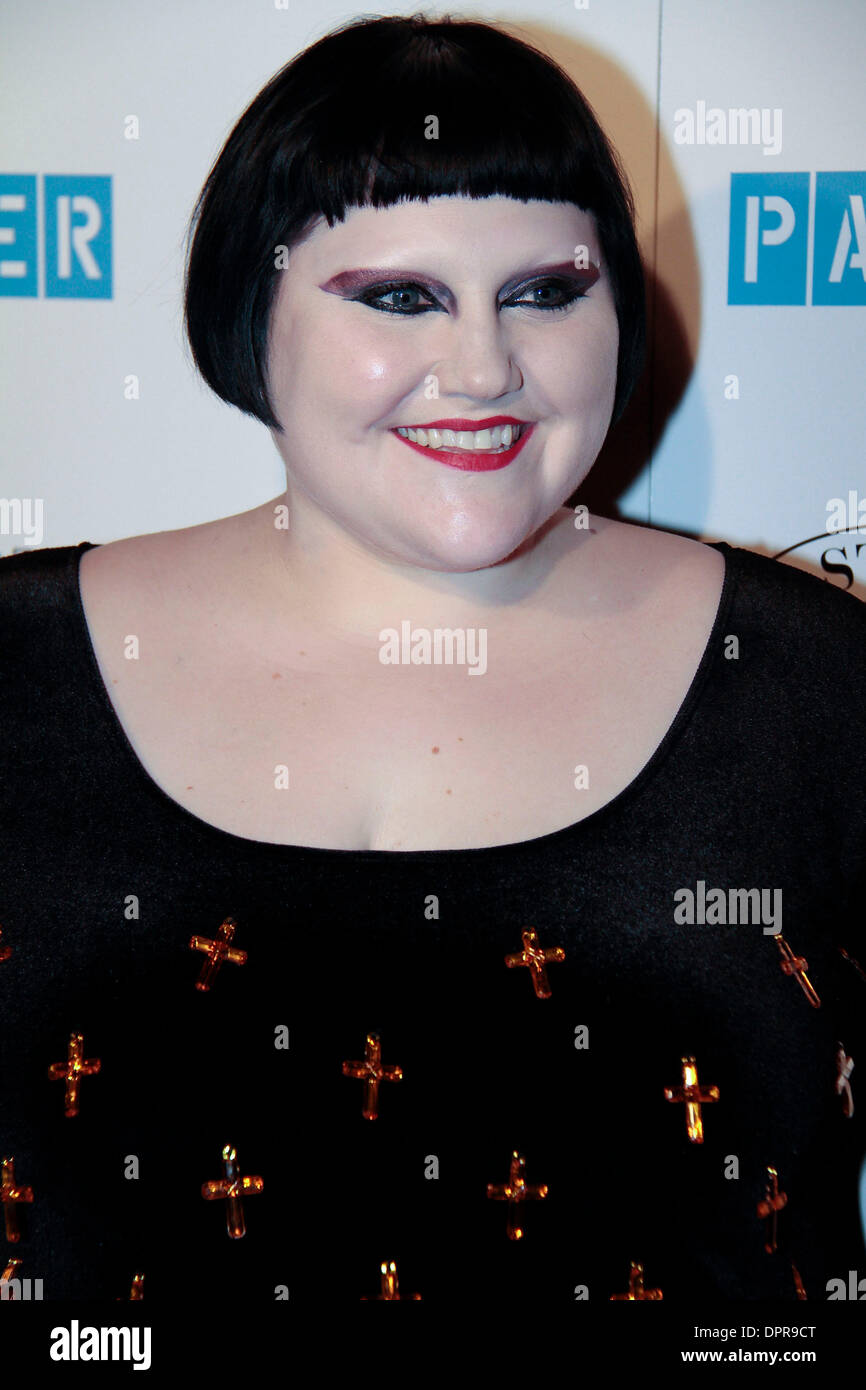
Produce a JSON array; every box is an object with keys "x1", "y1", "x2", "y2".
[{"x1": 431, "y1": 299, "x2": 523, "y2": 401}]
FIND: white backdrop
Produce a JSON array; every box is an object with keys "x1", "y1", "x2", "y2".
[{"x1": 2, "y1": 0, "x2": 865, "y2": 597}]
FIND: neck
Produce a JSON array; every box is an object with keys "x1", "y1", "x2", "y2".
[{"x1": 248, "y1": 487, "x2": 585, "y2": 639}]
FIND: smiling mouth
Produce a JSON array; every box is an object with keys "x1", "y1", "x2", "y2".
[
  {"x1": 391, "y1": 421, "x2": 534, "y2": 472},
  {"x1": 395, "y1": 422, "x2": 526, "y2": 453}
]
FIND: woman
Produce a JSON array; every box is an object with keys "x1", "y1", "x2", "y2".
[{"x1": 1, "y1": 14, "x2": 864, "y2": 1304}]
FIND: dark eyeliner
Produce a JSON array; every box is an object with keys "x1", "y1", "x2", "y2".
[
  {"x1": 504, "y1": 276, "x2": 591, "y2": 311},
  {"x1": 353, "y1": 281, "x2": 439, "y2": 314},
  {"x1": 349, "y1": 272, "x2": 593, "y2": 315}
]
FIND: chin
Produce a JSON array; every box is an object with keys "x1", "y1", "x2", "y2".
[{"x1": 401, "y1": 512, "x2": 545, "y2": 573}]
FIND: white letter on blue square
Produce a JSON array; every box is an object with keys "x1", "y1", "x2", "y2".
[
  {"x1": 44, "y1": 174, "x2": 112, "y2": 299},
  {"x1": 813, "y1": 172, "x2": 866, "y2": 306},
  {"x1": 728, "y1": 173, "x2": 809, "y2": 305}
]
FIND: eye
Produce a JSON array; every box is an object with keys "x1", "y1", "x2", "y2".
[
  {"x1": 505, "y1": 278, "x2": 589, "y2": 312},
  {"x1": 355, "y1": 282, "x2": 439, "y2": 315}
]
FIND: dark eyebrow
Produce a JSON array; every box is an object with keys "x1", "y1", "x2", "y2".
[{"x1": 318, "y1": 259, "x2": 601, "y2": 306}]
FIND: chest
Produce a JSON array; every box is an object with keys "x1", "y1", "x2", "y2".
[{"x1": 87, "y1": 598, "x2": 713, "y2": 850}]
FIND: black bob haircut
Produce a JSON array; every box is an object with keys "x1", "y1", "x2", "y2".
[{"x1": 184, "y1": 13, "x2": 646, "y2": 432}]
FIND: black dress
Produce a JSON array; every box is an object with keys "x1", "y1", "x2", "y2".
[{"x1": 1, "y1": 539, "x2": 864, "y2": 1302}]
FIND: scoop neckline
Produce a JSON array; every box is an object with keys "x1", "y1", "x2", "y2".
[{"x1": 68, "y1": 537, "x2": 736, "y2": 860}]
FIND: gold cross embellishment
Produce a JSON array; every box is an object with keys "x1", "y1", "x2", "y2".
[
  {"x1": 504, "y1": 928, "x2": 566, "y2": 999},
  {"x1": 773, "y1": 935, "x2": 821, "y2": 1008},
  {"x1": 116, "y1": 1273, "x2": 145, "y2": 1302},
  {"x1": 361, "y1": 1260, "x2": 421, "y2": 1301},
  {"x1": 48, "y1": 1032, "x2": 101, "y2": 1117},
  {"x1": 663, "y1": 1056, "x2": 720, "y2": 1143},
  {"x1": 757, "y1": 1165, "x2": 788, "y2": 1254},
  {"x1": 189, "y1": 916, "x2": 248, "y2": 992},
  {"x1": 201, "y1": 1144, "x2": 264, "y2": 1240},
  {"x1": 610, "y1": 1260, "x2": 663, "y2": 1301},
  {"x1": 342, "y1": 1032, "x2": 403, "y2": 1120},
  {"x1": 0, "y1": 1158, "x2": 33, "y2": 1244},
  {"x1": 835, "y1": 1042, "x2": 854, "y2": 1117},
  {"x1": 486, "y1": 1150, "x2": 548, "y2": 1240}
]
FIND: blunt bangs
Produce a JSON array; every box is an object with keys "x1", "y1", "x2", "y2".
[{"x1": 184, "y1": 14, "x2": 646, "y2": 432}]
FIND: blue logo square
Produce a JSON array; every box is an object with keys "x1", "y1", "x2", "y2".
[
  {"x1": 0, "y1": 175, "x2": 38, "y2": 297},
  {"x1": 728, "y1": 173, "x2": 809, "y2": 305},
  {"x1": 813, "y1": 173, "x2": 866, "y2": 306},
  {"x1": 44, "y1": 174, "x2": 112, "y2": 299}
]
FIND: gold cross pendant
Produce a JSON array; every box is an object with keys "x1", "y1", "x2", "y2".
[
  {"x1": 486, "y1": 1150, "x2": 548, "y2": 1240},
  {"x1": 342, "y1": 1032, "x2": 403, "y2": 1120},
  {"x1": 773, "y1": 935, "x2": 820, "y2": 1008},
  {"x1": 48, "y1": 1033, "x2": 101, "y2": 1117},
  {"x1": 0, "y1": 1158, "x2": 33, "y2": 1244},
  {"x1": 663, "y1": 1055, "x2": 720, "y2": 1143},
  {"x1": 201, "y1": 1144, "x2": 264, "y2": 1239},
  {"x1": 361, "y1": 1260, "x2": 421, "y2": 1300},
  {"x1": 116, "y1": 1273, "x2": 145, "y2": 1302},
  {"x1": 757, "y1": 1165, "x2": 788, "y2": 1254},
  {"x1": 504, "y1": 928, "x2": 565, "y2": 999},
  {"x1": 610, "y1": 1260, "x2": 663, "y2": 1300},
  {"x1": 189, "y1": 916, "x2": 248, "y2": 992}
]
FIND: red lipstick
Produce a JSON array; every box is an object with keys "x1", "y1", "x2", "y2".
[
  {"x1": 408, "y1": 416, "x2": 526, "y2": 430},
  {"x1": 391, "y1": 417, "x2": 534, "y2": 472}
]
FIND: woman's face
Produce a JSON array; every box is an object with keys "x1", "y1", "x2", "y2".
[{"x1": 267, "y1": 196, "x2": 619, "y2": 572}]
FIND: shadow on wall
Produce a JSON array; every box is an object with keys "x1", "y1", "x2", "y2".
[
  {"x1": 510, "y1": 23, "x2": 866, "y2": 601},
  {"x1": 498, "y1": 24, "x2": 701, "y2": 524}
]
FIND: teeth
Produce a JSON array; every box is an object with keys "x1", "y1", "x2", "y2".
[{"x1": 396, "y1": 423, "x2": 523, "y2": 451}]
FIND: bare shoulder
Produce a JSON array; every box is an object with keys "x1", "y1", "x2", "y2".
[
  {"x1": 78, "y1": 511, "x2": 251, "y2": 624},
  {"x1": 584, "y1": 514, "x2": 725, "y2": 612},
  {"x1": 588, "y1": 512, "x2": 724, "y2": 568}
]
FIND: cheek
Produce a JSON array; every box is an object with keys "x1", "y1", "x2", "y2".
[
  {"x1": 277, "y1": 301, "x2": 412, "y2": 402},
  {"x1": 538, "y1": 314, "x2": 619, "y2": 416},
  {"x1": 333, "y1": 317, "x2": 428, "y2": 409}
]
